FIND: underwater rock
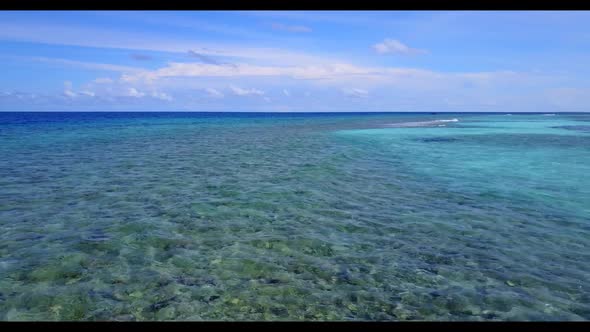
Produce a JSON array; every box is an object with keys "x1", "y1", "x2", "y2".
[
  {"x1": 206, "y1": 295, "x2": 220, "y2": 302},
  {"x1": 336, "y1": 268, "x2": 352, "y2": 283},
  {"x1": 423, "y1": 266, "x2": 439, "y2": 274},
  {"x1": 482, "y1": 310, "x2": 500, "y2": 319},
  {"x1": 13, "y1": 233, "x2": 45, "y2": 242},
  {"x1": 569, "y1": 304, "x2": 590, "y2": 318},
  {"x1": 87, "y1": 289, "x2": 120, "y2": 302},
  {"x1": 81, "y1": 229, "x2": 110, "y2": 243},
  {"x1": 113, "y1": 314, "x2": 136, "y2": 321},
  {"x1": 128, "y1": 290, "x2": 144, "y2": 299},
  {"x1": 446, "y1": 296, "x2": 469, "y2": 314},
  {"x1": 346, "y1": 303, "x2": 358, "y2": 312},
  {"x1": 429, "y1": 290, "x2": 442, "y2": 298},
  {"x1": 270, "y1": 307, "x2": 288, "y2": 316},
  {"x1": 174, "y1": 276, "x2": 199, "y2": 286},
  {"x1": 419, "y1": 137, "x2": 458, "y2": 143},
  {"x1": 551, "y1": 125, "x2": 590, "y2": 132},
  {"x1": 149, "y1": 296, "x2": 177, "y2": 312},
  {"x1": 155, "y1": 306, "x2": 177, "y2": 320}
]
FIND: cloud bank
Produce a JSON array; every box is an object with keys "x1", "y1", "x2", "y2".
[{"x1": 373, "y1": 39, "x2": 428, "y2": 55}]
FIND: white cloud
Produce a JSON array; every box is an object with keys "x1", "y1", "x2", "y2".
[
  {"x1": 123, "y1": 63, "x2": 517, "y2": 89},
  {"x1": 229, "y1": 85, "x2": 265, "y2": 96},
  {"x1": 151, "y1": 91, "x2": 172, "y2": 101},
  {"x1": 205, "y1": 88, "x2": 224, "y2": 98},
  {"x1": 342, "y1": 88, "x2": 369, "y2": 98},
  {"x1": 63, "y1": 81, "x2": 76, "y2": 98},
  {"x1": 121, "y1": 62, "x2": 384, "y2": 84},
  {"x1": 79, "y1": 90, "x2": 96, "y2": 97},
  {"x1": 2, "y1": 91, "x2": 42, "y2": 100},
  {"x1": 271, "y1": 23, "x2": 312, "y2": 33},
  {"x1": 373, "y1": 39, "x2": 427, "y2": 55},
  {"x1": 125, "y1": 87, "x2": 145, "y2": 98},
  {"x1": 88, "y1": 61, "x2": 531, "y2": 110},
  {"x1": 63, "y1": 90, "x2": 76, "y2": 98}
]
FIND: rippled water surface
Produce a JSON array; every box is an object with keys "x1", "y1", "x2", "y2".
[{"x1": 1, "y1": 112, "x2": 589, "y2": 321}]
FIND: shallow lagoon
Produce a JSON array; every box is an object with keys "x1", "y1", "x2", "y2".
[{"x1": 0, "y1": 112, "x2": 589, "y2": 320}]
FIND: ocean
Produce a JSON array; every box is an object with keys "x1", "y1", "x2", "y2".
[{"x1": 0, "y1": 112, "x2": 589, "y2": 320}]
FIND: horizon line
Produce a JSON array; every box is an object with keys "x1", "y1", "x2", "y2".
[{"x1": 1, "y1": 111, "x2": 589, "y2": 114}]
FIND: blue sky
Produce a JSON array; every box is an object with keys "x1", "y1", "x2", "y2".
[{"x1": 1, "y1": 10, "x2": 589, "y2": 112}]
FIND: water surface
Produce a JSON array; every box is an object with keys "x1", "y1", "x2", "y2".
[{"x1": 0, "y1": 112, "x2": 589, "y2": 320}]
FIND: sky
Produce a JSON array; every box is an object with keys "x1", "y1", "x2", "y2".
[{"x1": 0, "y1": 10, "x2": 589, "y2": 112}]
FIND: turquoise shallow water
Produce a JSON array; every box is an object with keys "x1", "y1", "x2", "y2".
[{"x1": 0, "y1": 112, "x2": 589, "y2": 321}]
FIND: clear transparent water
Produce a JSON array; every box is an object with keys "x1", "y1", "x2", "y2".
[{"x1": 0, "y1": 112, "x2": 589, "y2": 321}]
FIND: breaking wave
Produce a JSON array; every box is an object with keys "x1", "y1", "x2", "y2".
[{"x1": 386, "y1": 118, "x2": 459, "y2": 128}]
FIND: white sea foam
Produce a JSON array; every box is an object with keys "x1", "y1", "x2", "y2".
[
  {"x1": 543, "y1": 114, "x2": 556, "y2": 116},
  {"x1": 386, "y1": 118, "x2": 459, "y2": 128}
]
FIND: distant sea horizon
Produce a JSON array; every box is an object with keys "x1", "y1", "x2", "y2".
[{"x1": 1, "y1": 111, "x2": 589, "y2": 113}]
